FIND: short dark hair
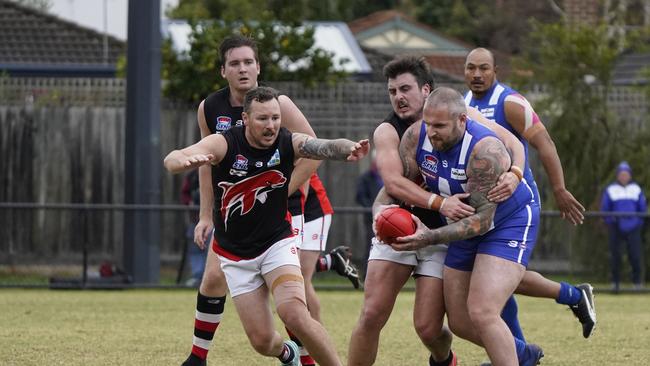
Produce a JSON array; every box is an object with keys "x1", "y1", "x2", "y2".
[
  {"x1": 425, "y1": 87, "x2": 467, "y2": 119},
  {"x1": 244, "y1": 86, "x2": 279, "y2": 113},
  {"x1": 219, "y1": 35, "x2": 259, "y2": 66},
  {"x1": 382, "y1": 56, "x2": 435, "y2": 89}
]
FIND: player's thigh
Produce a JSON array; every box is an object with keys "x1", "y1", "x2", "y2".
[
  {"x1": 468, "y1": 254, "x2": 525, "y2": 313},
  {"x1": 442, "y1": 266, "x2": 471, "y2": 323},
  {"x1": 299, "y1": 249, "x2": 320, "y2": 281},
  {"x1": 199, "y1": 243, "x2": 227, "y2": 294},
  {"x1": 232, "y1": 285, "x2": 276, "y2": 341},
  {"x1": 414, "y1": 275, "x2": 445, "y2": 328},
  {"x1": 363, "y1": 257, "x2": 413, "y2": 317},
  {"x1": 264, "y1": 264, "x2": 307, "y2": 314}
]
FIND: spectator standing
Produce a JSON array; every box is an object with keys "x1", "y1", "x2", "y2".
[
  {"x1": 601, "y1": 161, "x2": 647, "y2": 291},
  {"x1": 180, "y1": 170, "x2": 208, "y2": 286}
]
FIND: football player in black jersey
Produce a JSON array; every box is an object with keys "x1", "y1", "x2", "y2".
[
  {"x1": 165, "y1": 86, "x2": 368, "y2": 366},
  {"x1": 179, "y1": 35, "x2": 356, "y2": 366}
]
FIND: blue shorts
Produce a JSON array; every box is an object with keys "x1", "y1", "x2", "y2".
[{"x1": 444, "y1": 203, "x2": 540, "y2": 271}]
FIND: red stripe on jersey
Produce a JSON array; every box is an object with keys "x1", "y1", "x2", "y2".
[
  {"x1": 309, "y1": 174, "x2": 333, "y2": 214},
  {"x1": 211, "y1": 230, "x2": 297, "y2": 262},
  {"x1": 212, "y1": 238, "x2": 248, "y2": 261},
  {"x1": 195, "y1": 319, "x2": 220, "y2": 332}
]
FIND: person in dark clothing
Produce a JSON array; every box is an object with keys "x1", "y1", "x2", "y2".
[{"x1": 355, "y1": 154, "x2": 383, "y2": 274}]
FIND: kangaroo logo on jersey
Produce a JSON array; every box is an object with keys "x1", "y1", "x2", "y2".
[
  {"x1": 267, "y1": 149, "x2": 281, "y2": 167},
  {"x1": 420, "y1": 154, "x2": 438, "y2": 178},
  {"x1": 215, "y1": 116, "x2": 232, "y2": 131},
  {"x1": 218, "y1": 170, "x2": 287, "y2": 230}
]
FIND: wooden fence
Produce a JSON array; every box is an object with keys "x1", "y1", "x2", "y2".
[{"x1": 1, "y1": 78, "x2": 648, "y2": 272}]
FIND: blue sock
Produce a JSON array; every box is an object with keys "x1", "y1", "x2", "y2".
[
  {"x1": 514, "y1": 336, "x2": 527, "y2": 361},
  {"x1": 501, "y1": 295, "x2": 526, "y2": 341},
  {"x1": 556, "y1": 282, "x2": 582, "y2": 305}
]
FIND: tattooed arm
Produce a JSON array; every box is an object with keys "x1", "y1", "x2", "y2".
[
  {"x1": 390, "y1": 136, "x2": 511, "y2": 251},
  {"x1": 292, "y1": 132, "x2": 369, "y2": 161}
]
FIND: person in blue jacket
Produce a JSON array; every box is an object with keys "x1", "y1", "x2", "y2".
[{"x1": 601, "y1": 161, "x2": 647, "y2": 291}]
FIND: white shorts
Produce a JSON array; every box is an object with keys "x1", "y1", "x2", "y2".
[
  {"x1": 301, "y1": 214, "x2": 332, "y2": 252},
  {"x1": 368, "y1": 237, "x2": 447, "y2": 279},
  {"x1": 217, "y1": 236, "x2": 301, "y2": 297},
  {"x1": 291, "y1": 214, "x2": 304, "y2": 241}
]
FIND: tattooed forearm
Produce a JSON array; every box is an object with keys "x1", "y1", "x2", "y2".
[
  {"x1": 420, "y1": 204, "x2": 497, "y2": 244},
  {"x1": 299, "y1": 137, "x2": 353, "y2": 160}
]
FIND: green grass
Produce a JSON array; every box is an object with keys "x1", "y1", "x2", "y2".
[{"x1": 1, "y1": 289, "x2": 649, "y2": 365}]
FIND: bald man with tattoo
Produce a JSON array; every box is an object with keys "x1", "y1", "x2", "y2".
[{"x1": 383, "y1": 87, "x2": 544, "y2": 366}]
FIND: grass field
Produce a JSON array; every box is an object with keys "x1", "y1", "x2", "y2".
[{"x1": 1, "y1": 288, "x2": 649, "y2": 365}]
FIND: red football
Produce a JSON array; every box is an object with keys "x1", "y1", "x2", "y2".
[{"x1": 375, "y1": 207, "x2": 416, "y2": 244}]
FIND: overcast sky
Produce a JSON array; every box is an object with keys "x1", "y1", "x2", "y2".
[{"x1": 47, "y1": 0, "x2": 179, "y2": 40}]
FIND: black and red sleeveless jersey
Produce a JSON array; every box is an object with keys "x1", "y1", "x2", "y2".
[
  {"x1": 212, "y1": 126, "x2": 295, "y2": 258},
  {"x1": 304, "y1": 173, "x2": 334, "y2": 222},
  {"x1": 203, "y1": 87, "x2": 244, "y2": 134},
  {"x1": 377, "y1": 112, "x2": 444, "y2": 230}
]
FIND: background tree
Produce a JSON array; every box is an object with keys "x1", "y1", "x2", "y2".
[
  {"x1": 511, "y1": 20, "x2": 650, "y2": 279},
  {"x1": 163, "y1": 0, "x2": 347, "y2": 103}
]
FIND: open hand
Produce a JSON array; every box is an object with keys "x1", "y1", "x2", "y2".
[
  {"x1": 487, "y1": 171, "x2": 518, "y2": 203},
  {"x1": 554, "y1": 188, "x2": 585, "y2": 225},
  {"x1": 347, "y1": 140, "x2": 370, "y2": 161},
  {"x1": 439, "y1": 193, "x2": 474, "y2": 221},
  {"x1": 389, "y1": 215, "x2": 430, "y2": 251}
]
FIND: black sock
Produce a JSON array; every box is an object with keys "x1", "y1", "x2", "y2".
[{"x1": 429, "y1": 351, "x2": 453, "y2": 366}]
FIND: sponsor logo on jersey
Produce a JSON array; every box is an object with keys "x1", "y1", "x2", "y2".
[
  {"x1": 218, "y1": 170, "x2": 287, "y2": 230},
  {"x1": 216, "y1": 116, "x2": 232, "y2": 131},
  {"x1": 479, "y1": 107, "x2": 495, "y2": 119},
  {"x1": 451, "y1": 168, "x2": 466, "y2": 181},
  {"x1": 235, "y1": 120, "x2": 243, "y2": 127},
  {"x1": 233, "y1": 154, "x2": 248, "y2": 170},
  {"x1": 420, "y1": 154, "x2": 438, "y2": 178},
  {"x1": 267, "y1": 149, "x2": 281, "y2": 167},
  {"x1": 442, "y1": 160, "x2": 448, "y2": 168},
  {"x1": 229, "y1": 169, "x2": 247, "y2": 177},
  {"x1": 508, "y1": 240, "x2": 518, "y2": 248},
  {"x1": 255, "y1": 161, "x2": 263, "y2": 168}
]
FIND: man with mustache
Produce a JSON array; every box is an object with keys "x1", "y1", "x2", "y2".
[
  {"x1": 165, "y1": 86, "x2": 369, "y2": 366},
  {"x1": 181, "y1": 35, "x2": 358, "y2": 366}
]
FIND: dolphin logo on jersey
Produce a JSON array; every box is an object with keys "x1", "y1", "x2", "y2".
[
  {"x1": 420, "y1": 154, "x2": 438, "y2": 179},
  {"x1": 218, "y1": 170, "x2": 287, "y2": 230},
  {"x1": 216, "y1": 116, "x2": 232, "y2": 131}
]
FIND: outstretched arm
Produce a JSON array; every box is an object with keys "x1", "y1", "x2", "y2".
[
  {"x1": 292, "y1": 132, "x2": 369, "y2": 161},
  {"x1": 504, "y1": 95, "x2": 585, "y2": 225},
  {"x1": 164, "y1": 134, "x2": 227, "y2": 174},
  {"x1": 390, "y1": 136, "x2": 509, "y2": 251}
]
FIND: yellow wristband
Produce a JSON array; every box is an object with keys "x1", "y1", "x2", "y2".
[{"x1": 509, "y1": 166, "x2": 523, "y2": 182}]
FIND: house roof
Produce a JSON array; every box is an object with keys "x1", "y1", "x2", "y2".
[
  {"x1": 0, "y1": 0, "x2": 125, "y2": 76},
  {"x1": 612, "y1": 52, "x2": 650, "y2": 86},
  {"x1": 349, "y1": 10, "x2": 471, "y2": 56},
  {"x1": 348, "y1": 10, "x2": 475, "y2": 81}
]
